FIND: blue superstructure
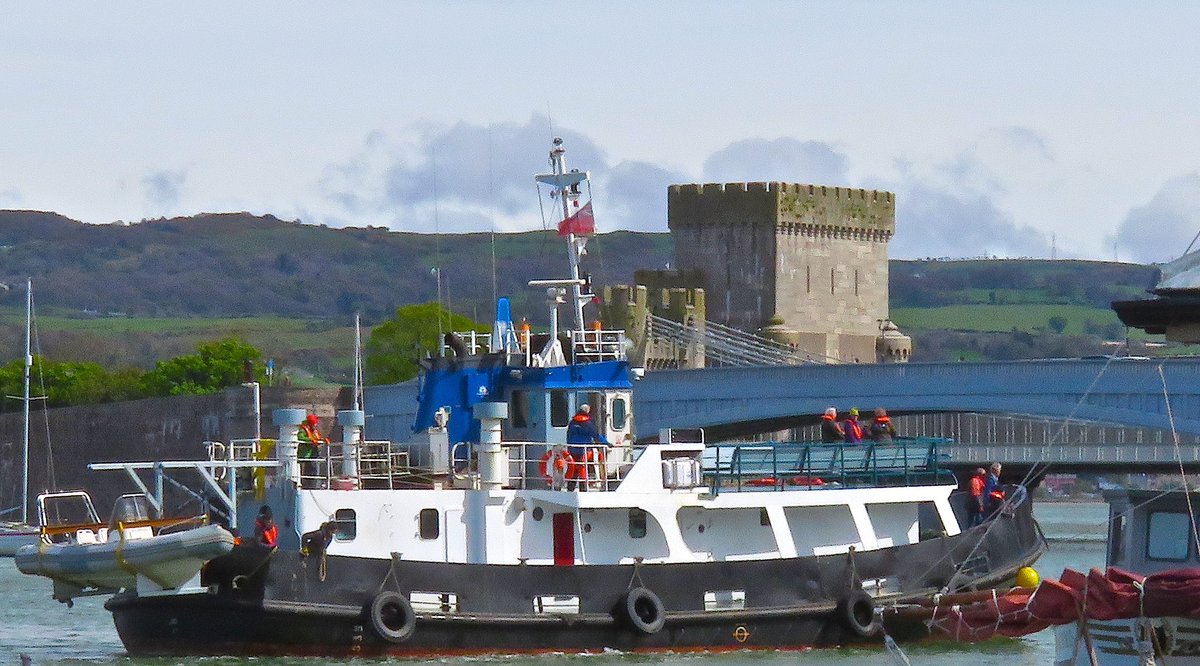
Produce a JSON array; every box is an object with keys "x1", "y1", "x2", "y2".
[{"x1": 413, "y1": 355, "x2": 633, "y2": 448}]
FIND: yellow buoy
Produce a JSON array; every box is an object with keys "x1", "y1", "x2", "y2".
[{"x1": 1016, "y1": 566, "x2": 1040, "y2": 590}]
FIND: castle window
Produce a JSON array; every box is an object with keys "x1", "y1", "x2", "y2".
[
  {"x1": 806, "y1": 266, "x2": 811, "y2": 294},
  {"x1": 830, "y1": 268, "x2": 835, "y2": 294},
  {"x1": 854, "y1": 269, "x2": 859, "y2": 296}
]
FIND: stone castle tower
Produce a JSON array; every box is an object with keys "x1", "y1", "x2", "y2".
[{"x1": 668, "y1": 182, "x2": 901, "y2": 363}]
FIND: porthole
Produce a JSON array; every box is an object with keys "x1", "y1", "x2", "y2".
[
  {"x1": 419, "y1": 508, "x2": 439, "y2": 540},
  {"x1": 334, "y1": 508, "x2": 356, "y2": 541},
  {"x1": 532, "y1": 506, "x2": 544, "y2": 521}
]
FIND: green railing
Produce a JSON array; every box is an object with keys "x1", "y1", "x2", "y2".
[{"x1": 703, "y1": 438, "x2": 955, "y2": 494}]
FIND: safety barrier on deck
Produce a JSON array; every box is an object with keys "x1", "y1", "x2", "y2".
[{"x1": 704, "y1": 438, "x2": 955, "y2": 494}]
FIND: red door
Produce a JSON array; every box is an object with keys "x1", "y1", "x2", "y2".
[{"x1": 553, "y1": 513, "x2": 575, "y2": 566}]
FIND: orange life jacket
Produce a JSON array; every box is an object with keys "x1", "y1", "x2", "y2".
[{"x1": 255, "y1": 518, "x2": 278, "y2": 547}]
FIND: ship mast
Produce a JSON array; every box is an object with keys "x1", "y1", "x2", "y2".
[
  {"x1": 535, "y1": 138, "x2": 591, "y2": 332},
  {"x1": 21, "y1": 278, "x2": 30, "y2": 524}
]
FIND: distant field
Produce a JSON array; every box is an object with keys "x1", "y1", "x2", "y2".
[
  {"x1": 890, "y1": 304, "x2": 1135, "y2": 336},
  {"x1": 4, "y1": 313, "x2": 356, "y2": 351}
]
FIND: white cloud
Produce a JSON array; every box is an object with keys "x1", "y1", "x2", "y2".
[
  {"x1": 1112, "y1": 173, "x2": 1200, "y2": 263},
  {"x1": 317, "y1": 117, "x2": 684, "y2": 233},
  {"x1": 702, "y1": 138, "x2": 848, "y2": 185},
  {"x1": 890, "y1": 183, "x2": 1049, "y2": 259}
]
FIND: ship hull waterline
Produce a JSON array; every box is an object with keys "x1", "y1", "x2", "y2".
[{"x1": 106, "y1": 506, "x2": 1045, "y2": 657}]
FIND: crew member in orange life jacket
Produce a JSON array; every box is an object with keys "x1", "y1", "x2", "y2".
[
  {"x1": 842, "y1": 407, "x2": 864, "y2": 443},
  {"x1": 254, "y1": 505, "x2": 278, "y2": 548},
  {"x1": 869, "y1": 407, "x2": 897, "y2": 443},
  {"x1": 566, "y1": 404, "x2": 609, "y2": 488},
  {"x1": 820, "y1": 407, "x2": 844, "y2": 442},
  {"x1": 298, "y1": 413, "x2": 329, "y2": 488}
]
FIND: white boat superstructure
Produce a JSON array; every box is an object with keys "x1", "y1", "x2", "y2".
[{"x1": 1055, "y1": 489, "x2": 1200, "y2": 665}]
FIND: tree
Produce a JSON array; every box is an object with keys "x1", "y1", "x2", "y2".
[
  {"x1": 0, "y1": 357, "x2": 145, "y2": 408},
  {"x1": 141, "y1": 337, "x2": 263, "y2": 396},
  {"x1": 366, "y1": 302, "x2": 487, "y2": 384},
  {"x1": 1047, "y1": 315, "x2": 1068, "y2": 335}
]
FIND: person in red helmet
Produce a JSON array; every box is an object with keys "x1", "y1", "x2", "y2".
[{"x1": 298, "y1": 413, "x2": 329, "y2": 487}]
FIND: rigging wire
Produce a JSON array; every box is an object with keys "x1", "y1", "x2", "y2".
[
  {"x1": 431, "y1": 148, "x2": 445, "y2": 343},
  {"x1": 488, "y1": 124, "x2": 498, "y2": 309},
  {"x1": 30, "y1": 291, "x2": 55, "y2": 491},
  {"x1": 907, "y1": 355, "x2": 1119, "y2": 594}
]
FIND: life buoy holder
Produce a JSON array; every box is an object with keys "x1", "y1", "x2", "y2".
[
  {"x1": 620, "y1": 587, "x2": 665, "y2": 635},
  {"x1": 838, "y1": 589, "x2": 881, "y2": 638},
  {"x1": 539, "y1": 449, "x2": 574, "y2": 486},
  {"x1": 368, "y1": 591, "x2": 416, "y2": 643}
]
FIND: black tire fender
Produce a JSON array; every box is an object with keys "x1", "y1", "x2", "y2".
[
  {"x1": 621, "y1": 587, "x2": 666, "y2": 635},
  {"x1": 368, "y1": 591, "x2": 416, "y2": 643},
  {"x1": 838, "y1": 589, "x2": 881, "y2": 638}
]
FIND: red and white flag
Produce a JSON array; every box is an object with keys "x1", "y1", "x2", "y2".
[{"x1": 557, "y1": 201, "x2": 595, "y2": 237}]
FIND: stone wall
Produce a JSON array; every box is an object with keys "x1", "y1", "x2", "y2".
[
  {"x1": 668, "y1": 183, "x2": 777, "y2": 330},
  {"x1": 668, "y1": 181, "x2": 895, "y2": 363},
  {"x1": 601, "y1": 274, "x2": 706, "y2": 369},
  {"x1": 0, "y1": 386, "x2": 341, "y2": 518}
]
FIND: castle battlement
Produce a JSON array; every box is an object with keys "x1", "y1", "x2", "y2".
[{"x1": 668, "y1": 181, "x2": 895, "y2": 236}]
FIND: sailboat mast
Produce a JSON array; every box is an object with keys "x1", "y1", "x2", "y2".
[{"x1": 21, "y1": 278, "x2": 31, "y2": 524}]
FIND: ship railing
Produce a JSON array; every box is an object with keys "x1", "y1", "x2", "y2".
[
  {"x1": 295, "y1": 440, "x2": 410, "y2": 490},
  {"x1": 500, "y1": 442, "x2": 635, "y2": 491},
  {"x1": 444, "y1": 328, "x2": 626, "y2": 365},
  {"x1": 703, "y1": 438, "x2": 954, "y2": 495},
  {"x1": 570, "y1": 329, "x2": 626, "y2": 362}
]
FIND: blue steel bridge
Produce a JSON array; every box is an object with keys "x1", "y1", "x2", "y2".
[{"x1": 364, "y1": 357, "x2": 1200, "y2": 479}]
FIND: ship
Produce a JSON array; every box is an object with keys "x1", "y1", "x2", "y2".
[{"x1": 21, "y1": 138, "x2": 1046, "y2": 656}]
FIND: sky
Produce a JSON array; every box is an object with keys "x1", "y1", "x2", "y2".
[{"x1": 2, "y1": 2, "x2": 1200, "y2": 263}]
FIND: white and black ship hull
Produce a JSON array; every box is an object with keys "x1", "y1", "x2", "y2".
[{"x1": 106, "y1": 499, "x2": 1044, "y2": 657}]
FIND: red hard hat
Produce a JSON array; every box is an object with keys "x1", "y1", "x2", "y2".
[{"x1": 306, "y1": 414, "x2": 319, "y2": 426}]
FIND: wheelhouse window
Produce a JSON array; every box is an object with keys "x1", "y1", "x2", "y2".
[
  {"x1": 629, "y1": 508, "x2": 647, "y2": 539},
  {"x1": 510, "y1": 390, "x2": 529, "y2": 429},
  {"x1": 419, "y1": 508, "x2": 440, "y2": 540},
  {"x1": 333, "y1": 508, "x2": 356, "y2": 541},
  {"x1": 1147, "y1": 511, "x2": 1191, "y2": 561},
  {"x1": 550, "y1": 391, "x2": 569, "y2": 427},
  {"x1": 610, "y1": 396, "x2": 628, "y2": 430}
]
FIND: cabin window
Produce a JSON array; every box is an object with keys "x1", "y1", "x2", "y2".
[
  {"x1": 610, "y1": 397, "x2": 628, "y2": 430},
  {"x1": 419, "y1": 508, "x2": 440, "y2": 540},
  {"x1": 629, "y1": 508, "x2": 647, "y2": 539},
  {"x1": 550, "y1": 391, "x2": 570, "y2": 427},
  {"x1": 760, "y1": 508, "x2": 770, "y2": 527},
  {"x1": 333, "y1": 508, "x2": 356, "y2": 541},
  {"x1": 1147, "y1": 511, "x2": 1191, "y2": 561},
  {"x1": 510, "y1": 391, "x2": 529, "y2": 428},
  {"x1": 1108, "y1": 514, "x2": 1126, "y2": 565}
]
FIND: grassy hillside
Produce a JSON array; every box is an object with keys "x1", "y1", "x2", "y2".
[
  {"x1": 0, "y1": 210, "x2": 1172, "y2": 374},
  {"x1": 890, "y1": 304, "x2": 1135, "y2": 337}
]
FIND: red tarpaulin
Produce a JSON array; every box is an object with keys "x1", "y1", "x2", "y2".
[{"x1": 922, "y1": 566, "x2": 1200, "y2": 642}]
